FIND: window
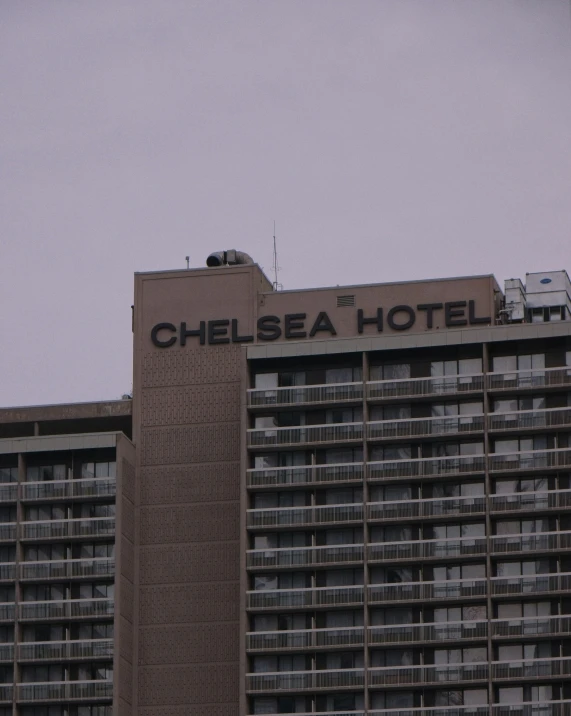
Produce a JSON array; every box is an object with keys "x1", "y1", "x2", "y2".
[
  {"x1": 251, "y1": 655, "x2": 307, "y2": 673},
  {"x1": 371, "y1": 691, "x2": 415, "y2": 708},
  {"x1": 80, "y1": 462, "x2": 116, "y2": 479},
  {"x1": 321, "y1": 448, "x2": 363, "y2": 464},
  {"x1": 494, "y1": 477, "x2": 548, "y2": 495},
  {"x1": 254, "y1": 452, "x2": 308, "y2": 469},
  {"x1": 322, "y1": 610, "x2": 363, "y2": 627},
  {"x1": 317, "y1": 569, "x2": 363, "y2": 587},
  {"x1": 253, "y1": 532, "x2": 309, "y2": 550},
  {"x1": 370, "y1": 608, "x2": 413, "y2": 626},
  {"x1": 432, "y1": 690, "x2": 487, "y2": 706},
  {"x1": 0, "y1": 546, "x2": 16, "y2": 563},
  {"x1": 318, "y1": 487, "x2": 362, "y2": 506},
  {"x1": 21, "y1": 665, "x2": 63, "y2": 682},
  {"x1": 495, "y1": 519, "x2": 550, "y2": 535},
  {"x1": 317, "y1": 528, "x2": 362, "y2": 546},
  {"x1": 370, "y1": 566, "x2": 415, "y2": 584},
  {"x1": 74, "y1": 542, "x2": 114, "y2": 559},
  {"x1": 251, "y1": 696, "x2": 309, "y2": 714},
  {"x1": 22, "y1": 584, "x2": 65, "y2": 602},
  {"x1": 370, "y1": 525, "x2": 415, "y2": 543},
  {"x1": 326, "y1": 406, "x2": 362, "y2": 424},
  {"x1": 326, "y1": 366, "x2": 361, "y2": 384},
  {"x1": 22, "y1": 625, "x2": 64, "y2": 642},
  {"x1": 0, "y1": 586, "x2": 14, "y2": 602},
  {"x1": 253, "y1": 573, "x2": 308, "y2": 591},
  {"x1": 433, "y1": 563, "x2": 486, "y2": 580},
  {"x1": 497, "y1": 643, "x2": 550, "y2": 661},
  {"x1": 495, "y1": 560, "x2": 550, "y2": 577},
  {"x1": 76, "y1": 503, "x2": 115, "y2": 519},
  {"x1": 25, "y1": 505, "x2": 66, "y2": 522},
  {"x1": 370, "y1": 484, "x2": 413, "y2": 502},
  {"x1": 370, "y1": 445, "x2": 412, "y2": 461},
  {"x1": 26, "y1": 464, "x2": 66, "y2": 482},
  {"x1": 316, "y1": 693, "x2": 364, "y2": 711},
  {"x1": 370, "y1": 404, "x2": 412, "y2": 421},
  {"x1": 433, "y1": 647, "x2": 487, "y2": 663},
  {"x1": 371, "y1": 649, "x2": 413, "y2": 666},
  {"x1": 0, "y1": 506, "x2": 16, "y2": 523},
  {"x1": 0, "y1": 467, "x2": 17, "y2": 484},
  {"x1": 370, "y1": 363, "x2": 411, "y2": 381},
  {"x1": 251, "y1": 491, "x2": 308, "y2": 509},
  {"x1": 71, "y1": 623, "x2": 113, "y2": 640},
  {"x1": 318, "y1": 651, "x2": 363, "y2": 669},
  {"x1": 496, "y1": 602, "x2": 551, "y2": 619},
  {"x1": 493, "y1": 396, "x2": 546, "y2": 413}
]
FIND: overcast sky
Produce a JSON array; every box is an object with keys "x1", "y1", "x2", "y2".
[{"x1": 1, "y1": 1, "x2": 570, "y2": 407}]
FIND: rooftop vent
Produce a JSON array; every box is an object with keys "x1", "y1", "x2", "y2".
[
  {"x1": 206, "y1": 250, "x2": 254, "y2": 267},
  {"x1": 337, "y1": 295, "x2": 355, "y2": 307}
]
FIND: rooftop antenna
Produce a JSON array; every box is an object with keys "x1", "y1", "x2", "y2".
[
  {"x1": 185, "y1": 256, "x2": 190, "y2": 269},
  {"x1": 272, "y1": 221, "x2": 283, "y2": 290}
]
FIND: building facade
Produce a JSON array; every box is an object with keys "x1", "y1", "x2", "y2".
[{"x1": 2, "y1": 257, "x2": 571, "y2": 715}]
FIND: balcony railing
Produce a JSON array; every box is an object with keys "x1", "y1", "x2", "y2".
[
  {"x1": 369, "y1": 620, "x2": 487, "y2": 646},
  {"x1": 247, "y1": 544, "x2": 363, "y2": 569},
  {"x1": 21, "y1": 517, "x2": 115, "y2": 541},
  {"x1": 20, "y1": 557, "x2": 114, "y2": 581},
  {"x1": 0, "y1": 643, "x2": 13, "y2": 662},
  {"x1": 490, "y1": 407, "x2": 571, "y2": 432},
  {"x1": 367, "y1": 374, "x2": 484, "y2": 400},
  {"x1": 368, "y1": 415, "x2": 484, "y2": 441},
  {"x1": 488, "y1": 366, "x2": 571, "y2": 391},
  {"x1": 369, "y1": 662, "x2": 488, "y2": 686},
  {"x1": 246, "y1": 667, "x2": 364, "y2": 692},
  {"x1": 18, "y1": 638, "x2": 113, "y2": 661},
  {"x1": 490, "y1": 489, "x2": 571, "y2": 515},
  {"x1": 490, "y1": 530, "x2": 571, "y2": 556},
  {"x1": 21, "y1": 477, "x2": 116, "y2": 501},
  {"x1": 0, "y1": 523, "x2": 16, "y2": 542},
  {"x1": 248, "y1": 422, "x2": 363, "y2": 448},
  {"x1": 492, "y1": 614, "x2": 571, "y2": 639},
  {"x1": 0, "y1": 603, "x2": 15, "y2": 622},
  {"x1": 368, "y1": 495, "x2": 486, "y2": 522},
  {"x1": 247, "y1": 462, "x2": 364, "y2": 488},
  {"x1": 17, "y1": 680, "x2": 113, "y2": 702},
  {"x1": 0, "y1": 562, "x2": 16, "y2": 581},
  {"x1": 248, "y1": 382, "x2": 363, "y2": 408},
  {"x1": 247, "y1": 585, "x2": 364, "y2": 610},
  {"x1": 492, "y1": 656, "x2": 571, "y2": 680},
  {"x1": 19, "y1": 597, "x2": 114, "y2": 621},
  {"x1": 368, "y1": 536, "x2": 487, "y2": 563},
  {"x1": 368, "y1": 704, "x2": 571, "y2": 716},
  {"x1": 491, "y1": 572, "x2": 571, "y2": 597},
  {"x1": 489, "y1": 448, "x2": 571, "y2": 473},
  {"x1": 247, "y1": 626, "x2": 364, "y2": 651},
  {"x1": 368, "y1": 455, "x2": 486, "y2": 481},
  {"x1": 0, "y1": 484, "x2": 17, "y2": 502},
  {"x1": 0, "y1": 685, "x2": 12, "y2": 703},
  {"x1": 369, "y1": 578, "x2": 487, "y2": 604},
  {"x1": 247, "y1": 503, "x2": 362, "y2": 529}
]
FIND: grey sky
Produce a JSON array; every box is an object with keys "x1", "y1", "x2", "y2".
[{"x1": 1, "y1": 1, "x2": 570, "y2": 407}]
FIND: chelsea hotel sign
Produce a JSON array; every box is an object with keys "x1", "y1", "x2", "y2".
[{"x1": 150, "y1": 300, "x2": 491, "y2": 348}]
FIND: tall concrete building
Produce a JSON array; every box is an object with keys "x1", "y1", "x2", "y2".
[{"x1": 2, "y1": 253, "x2": 571, "y2": 715}]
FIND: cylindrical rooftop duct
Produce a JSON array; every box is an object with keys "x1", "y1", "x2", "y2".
[{"x1": 206, "y1": 250, "x2": 254, "y2": 267}]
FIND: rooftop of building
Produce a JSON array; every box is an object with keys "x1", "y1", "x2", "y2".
[{"x1": 0, "y1": 399, "x2": 132, "y2": 440}]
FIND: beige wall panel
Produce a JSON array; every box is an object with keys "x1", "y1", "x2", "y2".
[
  {"x1": 121, "y1": 495, "x2": 135, "y2": 543},
  {"x1": 139, "y1": 503, "x2": 239, "y2": 544},
  {"x1": 139, "y1": 623, "x2": 239, "y2": 664},
  {"x1": 119, "y1": 535, "x2": 135, "y2": 585},
  {"x1": 119, "y1": 577, "x2": 134, "y2": 624},
  {"x1": 139, "y1": 464, "x2": 240, "y2": 505},
  {"x1": 121, "y1": 457, "x2": 136, "y2": 503},
  {"x1": 138, "y1": 663, "x2": 239, "y2": 706},
  {"x1": 141, "y1": 344, "x2": 241, "y2": 387},
  {"x1": 139, "y1": 705, "x2": 238, "y2": 716},
  {"x1": 119, "y1": 615, "x2": 134, "y2": 662},
  {"x1": 139, "y1": 542, "x2": 239, "y2": 584},
  {"x1": 139, "y1": 582, "x2": 239, "y2": 625},
  {"x1": 141, "y1": 426, "x2": 239, "y2": 465},
  {"x1": 118, "y1": 658, "x2": 133, "y2": 703},
  {"x1": 260, "y1": 275, "x2": 497, "y2": 339},
  {"x1": 141, "y1": 382, "x2": 240, "y2": 426}
]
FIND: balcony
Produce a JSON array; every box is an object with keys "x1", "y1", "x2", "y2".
[
  {"x1": 18, "y1": 638, "x2": 113, "y2": 662},
  {"x1": 368, "y1": 374, "x2": 484, "y2": 401},
  {"x1": 368, "y1": 455, "x2": 486, "y2": 482},
  {"x1": 247, "y1": 626, "x2": 364, "y2": 652},
  {"x1": 368, "y1": 415, "x2": 484, "y2": 441},
  {"x1": 491, "y1": 572, "x2": 571, "y2": 597},
  {"x1": 247, "y1": 503, "x2": 363, "y2": 529},
  {"x1": 489, "y1": 448, "x2": 571, "y2": 473},
  {"x1": 247, "y1": 463, "x2": 364, "y2": 489},
  {"x1": 0, "y1": 484, "x2": 17, "y2": 502},
  {"x1": 248, "y1": 422, "x2": 363, "y2": 449},
  {"x1": 368, "y1": 496, "x2": 486, "y2": 523},
  {"x1": 490, "y1": 489, "x2": 571, "y2": 515},
  {"x1": 0, "y1": 603, "x2": 15, "y2": 622},
  {"x1": 247, "y1": 544, "x2": 363, "y2": 569},
  {"x1": 368, "y1": 705, "x2": 569, "y2": 716},
  {"x1": 490, "y1": 407, "x2": 571, "y2": 433},
  {"x1": 21, "y1": 517, "x2": 115, "y2": 541},
  {"x1": 369, "y1": 578, "x2": 487, "y2": 604},
  {"x1": 246, "y1": 667, "x2": 364, "y2": 692},
  {"x1": 492, "y1": 656, "x2": 571, "y2": 680},
  {"x1": 19, "y1": 557, "x2": 114, "y2": 581},
  {"x1": 17, "y1": 680, "x2": 113, "y2": 702},
  {"x1": 369, "y1": 620, "x2": 487, "y2": 646},
  {"x1": 488, "y1": 366, "x2": 571, "y2": 392},
  {"x1": 0, "y1": 522, "x2": 16, "y2": 542},
  {"x1": 0, "y1": 643, "x2": 13, "y2": 662},
  {"x1": 0, "y1": 686, "x2": 12, "y2": 703},
  {"x1": 247, "y1": 585, "x2": 364, "y2": 611},
  {"x1": 490, "y1": 530, "x2": 571, "y2": 556},
  {"x1": 21, "y1": 477, "x2": 116, "y2": 502},
  {"x1": 368, "y1": 536, "x2": 487, "y2": 564},
  {"x1": 0, "y1": 562, "x2": 16, "y2": 581},
  {"x1": 368, "y1": 662, "x2": 488, "y2": 687},
  {"x1": 247, "y1": 382, "x2": 363, "y2": 408},
  {"x1": 19, "y1": 597, "x2": 114, "y2": 621},
  {"x1": 492, "y1": 614, "x2": 571, "y2": 639}
]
